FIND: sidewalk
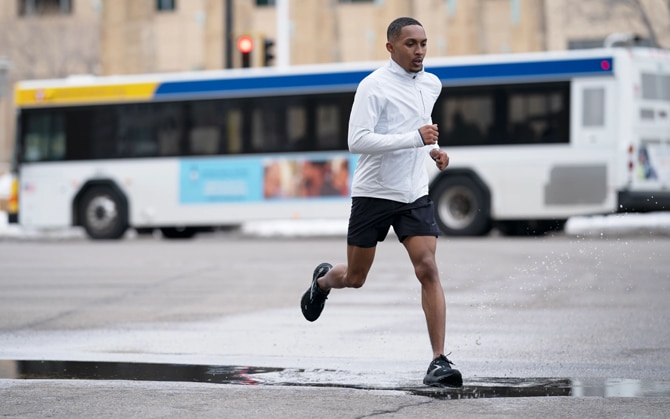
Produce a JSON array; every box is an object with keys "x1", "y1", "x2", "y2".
[{"x1": 2, "y1": 379, "x2": 669, "y2": 419}]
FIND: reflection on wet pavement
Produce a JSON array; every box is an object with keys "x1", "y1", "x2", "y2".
[{"x1": 1, "y1": 360, "x2": 669, "y2": 399}]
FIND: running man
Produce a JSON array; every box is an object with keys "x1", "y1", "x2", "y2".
[{"x1": 300, "y1": 17, "x2": 462, "y2": 388}]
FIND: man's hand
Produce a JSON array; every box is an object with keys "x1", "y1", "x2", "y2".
[
  {"x1": 419, "y1": 124, "x2": 439, "y2": 145},
  {"x1": 430, "y1": 149, "x2": 450, "y2": 171}
]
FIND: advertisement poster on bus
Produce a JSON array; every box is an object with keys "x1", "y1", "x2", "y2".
[
  {"x1": 179, "y1": 154, "x2": 355, "y2": 204},
  {"x1": 638, "y1": 143, "x2": 670, "y2": 183}
]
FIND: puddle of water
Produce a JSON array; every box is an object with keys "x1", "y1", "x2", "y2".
[
  {"x1": 1, "y1": 360, "x2": 668, "y2": 399},
  {"x1": 0, "y1": 360, "x2": 281, "y2": 386},
  {"x1": 406, "y1": 377, "x2": 670, "y2": 399},
  {"x1": 405, "y1": 377, "x2": 572, "y2": 399}
]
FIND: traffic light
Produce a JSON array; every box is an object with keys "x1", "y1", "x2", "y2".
[
  {"x1": 237, "y1": 35, "x2": 254, "y2": 68},
  {"x1": 263, "y1": 38, "x2": 275, "y2": 67}
]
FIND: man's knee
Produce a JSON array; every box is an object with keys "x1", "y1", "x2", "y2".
[
  {"x1": 345, "y1": 270, "x2": 367, "y2": 288},
  {"x1": 414, "y1": 256, "x2": 439, "y2": 283},
  {"x1": 346, "y1": 244, "x2": 375, "y2": 288}
]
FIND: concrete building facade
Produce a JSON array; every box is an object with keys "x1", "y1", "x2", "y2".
[
  {"x1": 97, "y1": 0, "x2": 548, "y2": 73},
  {"x1": 1, "y1": 0, "x2": 669, "y2": 167},
  {"x1": 0, "y1": 0, "x2": 101, "y2": 172}
]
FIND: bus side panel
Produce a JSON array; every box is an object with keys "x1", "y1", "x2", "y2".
[
  {"x1": 100, "y1": 153, "x2": 353, "y2": 228},
  {"x1": 18, "y1": 153, "x2": 355, "y2": 230},
  {"x1": 627, "y1": 52, "x2": 670, "y2": 195},
  {"x1": 444, "y1": 145, "x2": 619, "y2": 220},
  {"x1": 18, "y1": 163, "x2": 80, "y2": 228},
  {"x1": 119, "y1": 159, "x2": 181, "y2": 227},
  {"x1": 22, "y1": 159, "x2": 185, "y2": 229}
]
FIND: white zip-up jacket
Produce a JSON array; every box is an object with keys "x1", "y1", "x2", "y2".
[{"x1": 348, "y1": 59, "x2": 441, "y2": 203}]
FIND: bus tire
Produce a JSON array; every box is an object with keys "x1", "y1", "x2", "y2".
[
  {"x1": 431, "y1": 175, "x2": 491, "y2": 236},
  {"x1": 78, "y1": 185, "x2": 129, "y2": 240},
  {"x1": 160, "y1": 227, "x2": 197, "y2": 239},
  {"x1": 135, "y1": 227, "x2": 155, "y2": 235}
]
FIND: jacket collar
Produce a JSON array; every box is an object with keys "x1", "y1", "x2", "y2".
[{"x1": 388, "y1": 58, "x2": 424, "y2": 80}]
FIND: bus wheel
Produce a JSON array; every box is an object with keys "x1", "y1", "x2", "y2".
[
  {"x1": 431, "y1": 176, "x2": 491, "y2": 236},
  {"x1": 160, "y1": 227, "x2": 197, "y2": 239},
  {"x1": 79, "y1": 186, "x2": 128, "y2": 240},
  {"x1": 135, "y1": 227, "x2": 155, "y2": 235}
]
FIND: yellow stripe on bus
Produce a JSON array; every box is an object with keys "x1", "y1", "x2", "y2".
[{"x1": 15, "y1": 82, "x2": 158, "y2": 107}]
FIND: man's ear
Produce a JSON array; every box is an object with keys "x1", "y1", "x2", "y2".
[{"x1": 385, "y1": 42, "x2": 393, "y2": 53}]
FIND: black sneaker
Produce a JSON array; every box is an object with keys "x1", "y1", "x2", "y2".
[
  {"x1": 423, "y1": 354, "x2": 463, "y2": 387},
  {"x1": 300, "y1": 263, "x2": 332, "y2": 322}
]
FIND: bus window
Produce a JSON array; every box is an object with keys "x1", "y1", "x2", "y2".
[
  {"x1": 226, "y1": 109, "x2": 243, "y2": 154},
  {"x1": 641, "y1": 73, "x2": 670, "y2": 101},
  {"x1": 156, "y1": 103, "x2": 183, "y2": 156},
  {"x1": 438, "y1": 82, "x2": 569, "y2": 146},
  {"x1": 22, "y1": 112, "x2": 66, "y2": 162},
  {"x1": 316, "y1": 104, "x2": 340, "y2": 150},
  {"x1": 189, "y1": 101, "x2": 223, "y2": 155},
  {"x1": 117, "y1": 104, "x2": 157, "y2": 157},
  {"x1": 443, "y1": 95, "x2": 492, "y2": 146},
  {"x1": 251, "y1": 103, "x2": 283, "y2": 153},
  {"x1": 91, "y1": 107, "x2": 119, "y2": 159},
  {"x1": 189, "y1": 127, "x2": 219, "y2": 155},
  {"x1": 287, "y1": 105, "x2": 307, "y2": 151},
  {"x1": 582, "y1": 87, "x2": 605, "y2": 127},
  {"x1": 509, "y1": 89, "x2": 567, "y2": 144}
]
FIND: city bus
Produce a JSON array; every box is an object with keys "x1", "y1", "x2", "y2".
[{"x1": 8, "y1": 46, "x2": 670, "y2": 239}]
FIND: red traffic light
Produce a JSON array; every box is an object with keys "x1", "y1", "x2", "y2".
[{"x1": 237, "y1": 35, "x2": 254, "y2": 54}]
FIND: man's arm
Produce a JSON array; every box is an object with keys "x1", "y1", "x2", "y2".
[
  {"x1": 348, "y1": 78, "x2": 424, "y2": 154},
  {"x1": 349, "y1": 125, "x2": 425, "y2": 154}
]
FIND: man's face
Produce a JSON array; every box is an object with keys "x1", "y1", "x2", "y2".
[{"x1": 386, "y1": 25, "x2": 427, "y2": 73}]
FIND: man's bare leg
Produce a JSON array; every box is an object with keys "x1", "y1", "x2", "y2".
[
  {"x1": 402, "y1": 235, "x2": 445, "y2": 359},
  {"x1": 317, "y1": 245, "x2": 376, "y2": 291},
  {"x1": 404, "y1": 236, "x2": 461, "y2": 388}
]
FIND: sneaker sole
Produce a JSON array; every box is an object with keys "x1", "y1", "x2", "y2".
[
  {"x1": 423, "y1": 370, "x2": 463, "y2": 388},
  {"x1": 300, "y1": 290, "x2": 319, "y2": 322}
]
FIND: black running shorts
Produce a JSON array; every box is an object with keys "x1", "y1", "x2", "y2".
[{"x1": 347, "y1": 195, "x2": 441, "y2": 248}]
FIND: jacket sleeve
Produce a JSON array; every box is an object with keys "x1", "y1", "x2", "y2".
[{"x1": 348, "y1": 78, "x2": 425, "y2": 154}]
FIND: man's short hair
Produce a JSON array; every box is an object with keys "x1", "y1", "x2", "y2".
[{"x1": 387, "y1": 17, "x2": 423, "y2": 41}]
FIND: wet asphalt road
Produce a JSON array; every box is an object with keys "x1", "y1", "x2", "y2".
[{"x1": 1, "y1": 231, "x2": 669, "y2": 417}]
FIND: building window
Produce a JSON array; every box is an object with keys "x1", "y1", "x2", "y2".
[
  {"x1": 339, "y1": 0, "x2": 374, "y2": 2},
  {"x1": 156, "y1": 0, "x2": 176, "y2": 12},
  {"x1": 256, "y1": 0, "x2": 276, "y2": 5},
  {"x1": 18, "y1": 0, "x2": 71, "y2": 16}
]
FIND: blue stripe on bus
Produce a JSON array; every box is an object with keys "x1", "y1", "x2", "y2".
[
  {"x1": 431, "y1": 57, "x2": 613, "y2": 84},
  {"x1": 155, "y1": 71, "x2": 371, "y2": 97},
  {"x1": 154, "y1": 57, "x2": 613, "y2": 98}
]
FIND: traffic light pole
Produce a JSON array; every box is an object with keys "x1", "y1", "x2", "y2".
[
  {"x1": 224, "y1": 0, "x2": 233, "y2": 69},
  {"x1": 276, "y1": 0, "x2": 289, "y2": 68}
]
